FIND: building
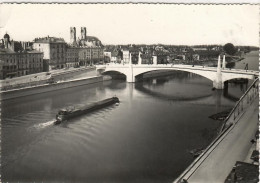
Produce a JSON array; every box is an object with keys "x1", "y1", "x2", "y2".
[
  {"x1": 129, "y1": 47, "x2": 139, "y2": 64},
  {"x1": 111, "y1": 49, "x2": 122, "y2": 63},
  {"x1": 192, "y1": 47, "x2": 208, "y2": 51},
  {"x1": 33, "y1": 36, "x2": 66, "y2": 70},
  {"x1": 0, "y1": 60, "x2": 4, "y2": 79},
  {"x1": 0, "y1": 48, "x2": 18, "y2": 78},
  {"x1": 122, "y1": 50, "x2": 130, "y2": 64},
  {"x1": 192, "y1": 54, "x2": 200, "y2": 61},
  {"x1": 66, "y1": 45, "x2": 79, "y2": 67},
  {"x1": 70, "y1": 27, "x2": 104, "y2": 65},
  {"x1": 141, "y1": 53, "x2": 153, "y2": 64},
  {"x1": 0, "y1": 33, "x2": 44, "y2": 79},
  {"x1": 154, "y1": 50, "x2": 170, "y2": 64},
  {"x1": 104, "y1": 51, "x2": 112, "y2": 63}
]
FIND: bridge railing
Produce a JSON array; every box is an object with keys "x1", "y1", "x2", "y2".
[
  {"x1": 100, "y1": 63, "x2": 258, "y2": 73},
  {"x1": 220, "y1": 77, "x2": 259, "y2": 132}
]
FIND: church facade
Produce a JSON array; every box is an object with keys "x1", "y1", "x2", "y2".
[{"x1": 69, "y1": 27, "x2": 104, "y2": 66}]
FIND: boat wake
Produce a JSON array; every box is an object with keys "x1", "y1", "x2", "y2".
[{"x1": 33, "y1": 120, "x2": 56, "y2": 129}]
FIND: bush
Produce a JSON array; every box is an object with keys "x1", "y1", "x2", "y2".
[{"x1": 223, "y1": 43, "x2": 237, "y2": 55}]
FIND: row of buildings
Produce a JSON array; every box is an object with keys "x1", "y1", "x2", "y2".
[
  {"x1": 0, "y1": 34, "x2": 44, "y2": 79},
  {"x1": 104, "y1": 46, "x2": 171, "y2": 65},
  {"x1": 103, "y1": 44, "x2": 221, "y2": 65},
  {"x1": 0, "y1": 27, "x2": 225, "y2": 80},
  {"x1": 33, "y1": 27, "x2": 104, "y2": 69},
  {"x1": 0, "y1": 27, "x2": 104, "y2": 79}
]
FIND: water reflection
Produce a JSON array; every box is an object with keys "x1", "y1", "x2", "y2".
[{"x1": 135, "y1": 80, "x2": 212, "y2": 102}]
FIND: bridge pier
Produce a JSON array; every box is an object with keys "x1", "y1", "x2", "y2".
[
  {"x1": 126, "y1": 53, "x2": 135, "y2": 82},
  {"x1": 96, "y1": 69, "x2": 103, "y2": 76},
  {"x1": 222, "y1": 54, "x2": 226, "y2": 69},
  {"x1": 213, "y1": 80, "x2": 224, "y2": 89},
  {"x1": 153, "y1": 56, "x2": 157, "y2": 65},
  {"x1": 126, "y1": 74, "x2": 135, "y2": 82},
  {"x1": 138, "y1": 52, "x2": 142, "y2": 65}
]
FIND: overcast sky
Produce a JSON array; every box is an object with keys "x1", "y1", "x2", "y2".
[{"x1": 0, "y1": 4, "x2": 259, "y2": 46}]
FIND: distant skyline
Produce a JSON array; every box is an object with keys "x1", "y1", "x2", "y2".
[{"x1": 0, "y1": 4, "x2": 259, "y2": 46}]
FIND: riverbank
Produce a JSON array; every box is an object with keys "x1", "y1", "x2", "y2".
[
  {"x1": 0, "y1": 66, "x2": 95, "y2": 91},
  {"x1": 0, "y1": 75, "x2": 111, "y2": 101}
]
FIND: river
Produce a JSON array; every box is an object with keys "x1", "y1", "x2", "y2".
[{"x1": 1, "y1": 51, "x2": 258, "y2": 183}]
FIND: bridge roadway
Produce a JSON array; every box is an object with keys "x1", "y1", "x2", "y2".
[{"x1": 173, "y1": 90, "x2": 259, "y2": 182}]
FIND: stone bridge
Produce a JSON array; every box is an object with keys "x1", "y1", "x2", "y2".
[{"x1": 96, "y1": 55, "x2": 258, "y2": 89}]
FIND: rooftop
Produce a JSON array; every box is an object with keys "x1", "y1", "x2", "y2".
[
  {"x1": 0, "y1": 48, "x2": 15, "y2": 54},
  {"x1": 78, "y1": 36, "x2": 103, "y2": 48},
  {"x1": 34, "y1": 36, "x2": 66, "y2": 43},
  {"x1": 0, "y1": 48, "x2": 42, "y2": 54}
]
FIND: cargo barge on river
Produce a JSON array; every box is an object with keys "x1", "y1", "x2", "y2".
[{"x1": 54, "y1": 97, "x2": 119, "y2": 124}]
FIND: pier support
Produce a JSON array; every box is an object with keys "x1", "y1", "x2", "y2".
[
  {"x1": 126, "y1": 74, "x2": 135, "y2": 82},
  {"x1": 126, "y1": 53, "x2": 135, "y2": 82},
  {"x1": 138, "y1": 52, "x2": 142, "y2": 65},
  {"x1": 153, "y1": 56, "x2": 157, "y2": 65},
  {"x1": 222, "y1": 54, "x2": 226, "y2": 69},
  {"x1": 96, "y1": 69, "x2": 103, "y2": 76},
  {"x1": 213, "y1": 80, "x2": 224, "y2": 89}
]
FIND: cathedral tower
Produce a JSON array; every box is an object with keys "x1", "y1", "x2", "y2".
[
  {"x1": 70, "y1": 27, "x2": 76, "y2": 45},
  {"x1": 4, "y1": 33, "x2": 10, "y2": 49},
  {"x1": 81, "y1": 27, "x2": 87, "y2": 40}
]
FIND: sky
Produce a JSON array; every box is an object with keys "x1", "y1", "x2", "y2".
[{"x1": 0, "y1": 4, "x2": 259, "y2": 46}]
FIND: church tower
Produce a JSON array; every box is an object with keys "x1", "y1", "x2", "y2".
[
  {"x1": 70, "y1": 27, "x2": 76, "y2": 45},
  {"x1": 4, "y1": 33, "x2": 10, "y2": 49},
  {"x1": 81, "y1": 27, "x2": 87, "y2": 40}
]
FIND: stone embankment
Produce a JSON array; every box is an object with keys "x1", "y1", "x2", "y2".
[
  {"x1": 0, "y1": 75, "x2": 111, "y2": 101},
  {"x1": 0, "y1": 67, "x2": 95, "y2": 91}
]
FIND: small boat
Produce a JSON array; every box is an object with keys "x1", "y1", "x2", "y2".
[{"x1": 54, "y1": 97, "x2": 119, "y2": 125}]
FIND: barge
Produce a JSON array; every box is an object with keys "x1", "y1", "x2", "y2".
[{"x1": 54, "y1": 97, "x2": 119, "y2": 124}]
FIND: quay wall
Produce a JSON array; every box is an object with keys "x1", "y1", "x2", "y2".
[
  {"x1": 51, "y1": 67, "x2": 95, "y2": 82},
  {"x1": 1, "y1": 76, "x2": 106, "y2": 101},
  {"x1": 0, "y1": 67, "x2": 94, "y2": 90}
]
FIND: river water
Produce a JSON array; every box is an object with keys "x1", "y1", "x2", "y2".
[{"x1": 2, "y1": 51, "x2": 258, "y2": 183}]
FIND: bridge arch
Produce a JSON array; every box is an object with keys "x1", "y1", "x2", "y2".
[
  {"x1": 133, "y1": 67, "x2": 215, "y2": 82},
  {"x1": 222, "y1": 74, "x2": 256, "y2": 83},
  {"x1": 99, "y1": 67, "x2": 132, "y2": 80},
  {"x1": 96, "y1": 64, "x2": 258, "y2": 89}
]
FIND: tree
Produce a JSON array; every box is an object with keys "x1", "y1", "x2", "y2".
[{"x1": 223, "y1": 43, "x2": 237, "y2": 55}]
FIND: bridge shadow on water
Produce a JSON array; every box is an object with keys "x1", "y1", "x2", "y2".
[{"x1": 134, "y1": 77, "x2": 241, "y2": 104}]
